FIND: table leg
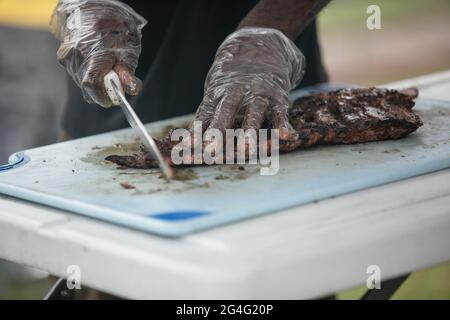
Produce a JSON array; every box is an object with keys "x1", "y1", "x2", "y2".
[
  {"x1": 360, "y1": 273, "x2": 410, "y2": 300},
  {"x1": 43, "y1": 276, "x2": 121, "y2": 300}
]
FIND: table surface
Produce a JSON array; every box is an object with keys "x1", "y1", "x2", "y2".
[{"x1": 1, "y1": 71, "x2": 449, "y2": 299}]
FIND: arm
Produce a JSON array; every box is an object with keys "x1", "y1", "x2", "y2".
[
  {"x1": 239, "y1": 0, "x2": 331, "y2": 39},
  {"x1": 192, "y1": 0, "x2": 330, "y2": 142}
]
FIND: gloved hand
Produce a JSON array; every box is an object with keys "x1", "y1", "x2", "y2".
[
  {"x1": 50, "y1": 0, "x2": 147, "y2": 107},
  {"x1": 192, "y1": 27, "x2": 305, "y2": 141}
]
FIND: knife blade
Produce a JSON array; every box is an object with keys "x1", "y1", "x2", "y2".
[{"x1": 104, "y1": 71, "x2": 174, "y2": 179}]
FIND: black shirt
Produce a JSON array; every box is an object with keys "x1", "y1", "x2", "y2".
[{"x1": 63, "y1": 0, "x2": 327, "y2": 138}]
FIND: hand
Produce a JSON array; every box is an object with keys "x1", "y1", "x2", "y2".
[
  {"x1": 192, "y1": 27, "x2": 305, "y2": 141},
  {"x1": 51, "y1": 0, "x2": 147, "y2": 107}
]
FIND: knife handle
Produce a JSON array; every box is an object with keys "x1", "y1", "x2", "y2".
[{"x1": 104, "y1": 70, "x2": 124, "y2": 107}]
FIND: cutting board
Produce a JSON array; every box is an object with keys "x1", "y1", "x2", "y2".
[{"x1": 0, "y1": 97, "x2": 449, "y2": 237}]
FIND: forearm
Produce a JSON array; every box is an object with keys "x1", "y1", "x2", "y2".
[{"x1": 238, "y1": 0, "x2": 330, "y2": 39}]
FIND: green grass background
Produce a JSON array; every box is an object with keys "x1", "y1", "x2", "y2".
[{"x1": 319, "y1": 0, "x2": 450, "y2": 31}]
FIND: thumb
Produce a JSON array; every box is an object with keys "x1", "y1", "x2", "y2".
[{"x1": 114, "y1": 64, "x2": 143, "y2": 96}]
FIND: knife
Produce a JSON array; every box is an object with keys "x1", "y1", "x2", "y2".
[{"x1": 104, "y1": 71, "x2": 174, "y2": 179}]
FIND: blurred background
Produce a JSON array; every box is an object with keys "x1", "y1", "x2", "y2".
[{"x1": 0, "y1": 0, "x2": 449, "y2": 299}]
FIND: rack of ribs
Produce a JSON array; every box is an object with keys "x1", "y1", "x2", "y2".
[{"x1": 105, "y1": 87, "x2": 423, "y2": 169}]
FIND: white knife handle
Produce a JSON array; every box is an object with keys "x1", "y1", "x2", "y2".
[{"x1": 104, "y1": 70, "x2": 124, "y2": 107}]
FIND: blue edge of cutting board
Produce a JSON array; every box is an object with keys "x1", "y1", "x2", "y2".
[{"x1": 1, "y1": 84, "x2": 449, "y2": 237}]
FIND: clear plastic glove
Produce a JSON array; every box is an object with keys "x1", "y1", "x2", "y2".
[
  {"x1": 51, "y1": 0, "x2": 147, "y2": 107},
  {"x1": 192, "y1": 27, "x2": 305, "y2": 141}
]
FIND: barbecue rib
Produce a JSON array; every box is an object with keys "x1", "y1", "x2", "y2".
[{"x1": 105, "y1": 87, "x2": 423, "y2": 169}]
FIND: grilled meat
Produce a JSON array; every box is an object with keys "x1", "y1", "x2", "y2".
[{"x1": 282, "y1": 87, "x2": 422, "y2": 151}]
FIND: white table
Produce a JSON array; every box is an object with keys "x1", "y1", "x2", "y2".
[{"x1": 1, "y1": 71, "x2": 449, "y2": 299}]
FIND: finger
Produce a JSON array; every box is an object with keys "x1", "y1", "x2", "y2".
[
  {"x1": 190, "y1": 93, "x2": 217, "y2": 132},
  {"x1": 208, "y1": 86, "x2": 244, "y2": 132},
  {"x1": 204, "y1": 87, "x2": 243, "y2": 163},
  {"x1": 81, "y1": 51, "x2": 116, "y2": 107},
  {"x1": 114, "y1": 63, "x2": 142, "y2": 96},
  {"x1": 186, "y1": 94, "x2": 219, "y2": 164},
  {"x1": 241, "y1": 96, "x2": 269, "y2": 159},
  {"x1": 271, "y1": 95, "x2": 298, "y2": 141},
  {"x1": 242, "y1": 96, "x2": 269, "y2": 130}
]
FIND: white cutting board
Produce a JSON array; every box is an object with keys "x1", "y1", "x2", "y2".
[{"x1": 0, "y1": 98, "x2": 449, "y2": 237}]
